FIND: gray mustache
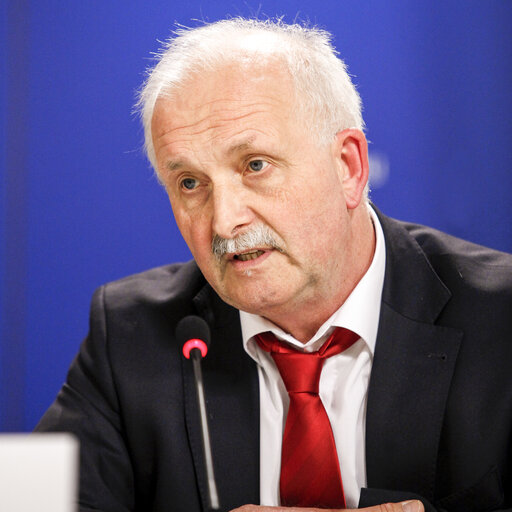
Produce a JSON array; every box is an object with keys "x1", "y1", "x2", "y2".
[{"x1": 212, "y1": 225, "x2": 282, "y2": 260}]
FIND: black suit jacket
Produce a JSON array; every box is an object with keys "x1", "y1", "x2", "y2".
[{"x1": 36, "y1": 211, "x2": 512, "y2": 512}]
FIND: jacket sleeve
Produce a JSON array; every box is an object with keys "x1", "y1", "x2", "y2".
[
  {"x1": 35, "y1": 285, "x2": 134, "y2": 512},
  {"x1": 360, "y1": 483, "x2": 510, "y2": 512},
  {"x1": 359, "y1": 488, "x2": 432, "y2": 511}
]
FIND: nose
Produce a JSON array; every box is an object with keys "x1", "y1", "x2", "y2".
[{"x1": 211, "y1": 182, "x2": 255, "y2": 239}]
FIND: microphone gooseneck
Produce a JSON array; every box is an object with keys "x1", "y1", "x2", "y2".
[{"x1": 176, "y1": 315, "x2": 220, "y2": 511}]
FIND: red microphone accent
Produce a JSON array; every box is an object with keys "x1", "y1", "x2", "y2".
[{"x1": 182, "y1": 338, "x2": 208, "y2": 359}]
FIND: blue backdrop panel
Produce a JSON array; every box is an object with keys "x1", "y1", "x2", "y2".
[{"x1": 1, "y1": 0, "x2": 511, "y2": 431}]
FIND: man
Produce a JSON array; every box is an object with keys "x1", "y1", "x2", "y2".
[{"x1": 36, "y1": 18, "x2": 512, "y2": 512}]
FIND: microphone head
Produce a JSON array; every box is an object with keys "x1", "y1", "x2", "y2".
[{"x1": 176, "y1": 315, "x2": 211, "y2": 359}]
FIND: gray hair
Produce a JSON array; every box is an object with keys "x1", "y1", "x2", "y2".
[
  {"x1": 136, "y1": 17, "x2": 365, "y2": 171},
  {"x1": 212, "y1": 223, "x2": 283, "y2": 261}
]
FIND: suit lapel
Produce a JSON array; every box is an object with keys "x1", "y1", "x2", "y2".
[
  {"x1": 365, "y1": 212, "x2": 463, "y2": 500},
  {"x1": 182, "y1": 284, "x2": 260, "y2": 512}
]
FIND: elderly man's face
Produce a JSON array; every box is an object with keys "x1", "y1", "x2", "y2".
[{"x1": 151, "y1": 63, "x2": 360, "y2": 326}]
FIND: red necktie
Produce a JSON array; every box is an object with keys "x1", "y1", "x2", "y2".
[{"x1": 256, "y1": 327, "x2": 359, "y2": 509}]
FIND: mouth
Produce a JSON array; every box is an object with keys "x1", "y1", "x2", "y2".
[{"x1": 233, "y1": 250, "x2": 265, "y2": 261}]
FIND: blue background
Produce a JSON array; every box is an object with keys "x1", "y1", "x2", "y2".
[{"x1": 1, "y1": 1, "x2": 511, "y2": 431}]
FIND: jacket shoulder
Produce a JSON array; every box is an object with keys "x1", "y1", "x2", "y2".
[
  {"x1": 400, "y1": 220, "x2": 512, "y2": 292},
  {"x1": 402, "y1": 220, "x2": 512, "y2": 265},
  {"x1": 95, "y1": 260, "x2": 206, "y2": 311}
]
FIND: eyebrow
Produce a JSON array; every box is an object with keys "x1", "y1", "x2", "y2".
[
  {"x1": 227, "y1": 137, "x2": 257, "y2": 156},
  {"x1": 166, "y1": 160, "x2": 185, "y2": 172},
  {"x1": 164, "y1": 136, "x2": 260, "y2": 173}
]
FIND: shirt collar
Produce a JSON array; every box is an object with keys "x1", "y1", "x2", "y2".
[{"x1": 240, "y1": 204, "x2": 386, "y2": 358}]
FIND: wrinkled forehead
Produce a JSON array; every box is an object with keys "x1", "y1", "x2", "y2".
[
  {"x1": 165, "y1": 56, "x2": 296, "y2": 103},
  {"x1": 152, "y1": 59, "x2": 300, "y2": 131}
]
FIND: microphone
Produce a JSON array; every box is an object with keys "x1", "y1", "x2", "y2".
[{"x1": 176, "y1": 316, "x2": 220, "y2": 510}]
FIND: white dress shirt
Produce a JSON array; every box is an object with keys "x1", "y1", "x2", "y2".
[{"x1": 240, "y1": 206, "x2": 386, "y2": 508}]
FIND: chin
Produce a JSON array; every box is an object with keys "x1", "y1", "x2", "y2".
[
  {"x1": 225, "y1": 287, "x2": 290, "y2": 316},
  {"x1": 220, "y1": 293, "x2": 262, "y2": 314}
]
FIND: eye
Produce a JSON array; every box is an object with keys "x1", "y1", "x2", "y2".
[
  {"x1": 247, "y1": 159, "x2": 269, "y2": 172},
  {"x1": 180, "y1": 177, "x2": 198, "y2": 190}
]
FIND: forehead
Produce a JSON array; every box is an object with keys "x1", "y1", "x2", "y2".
[{"x1": 151, "y1": 61, "x2": 298, "y2": 151}]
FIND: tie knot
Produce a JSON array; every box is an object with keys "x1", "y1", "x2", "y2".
[{"x1": 255, "y1": 328, "x2": 359, "y2": 394}]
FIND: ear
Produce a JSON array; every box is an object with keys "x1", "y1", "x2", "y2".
[{"x1": 333, "y1": 129, "x2": 369, "y2": 210}]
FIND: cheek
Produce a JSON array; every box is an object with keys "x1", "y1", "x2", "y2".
[
  {"x1": 173, "y1": 210, "x2": 213, "y2": 261},
  {"x1": 282, "y1": 183, "x2": 346, "y2": 252}
]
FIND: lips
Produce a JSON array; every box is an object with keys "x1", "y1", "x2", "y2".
[{"x1": 233, "y1": 250, "x2": 265, "y2": 261}]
